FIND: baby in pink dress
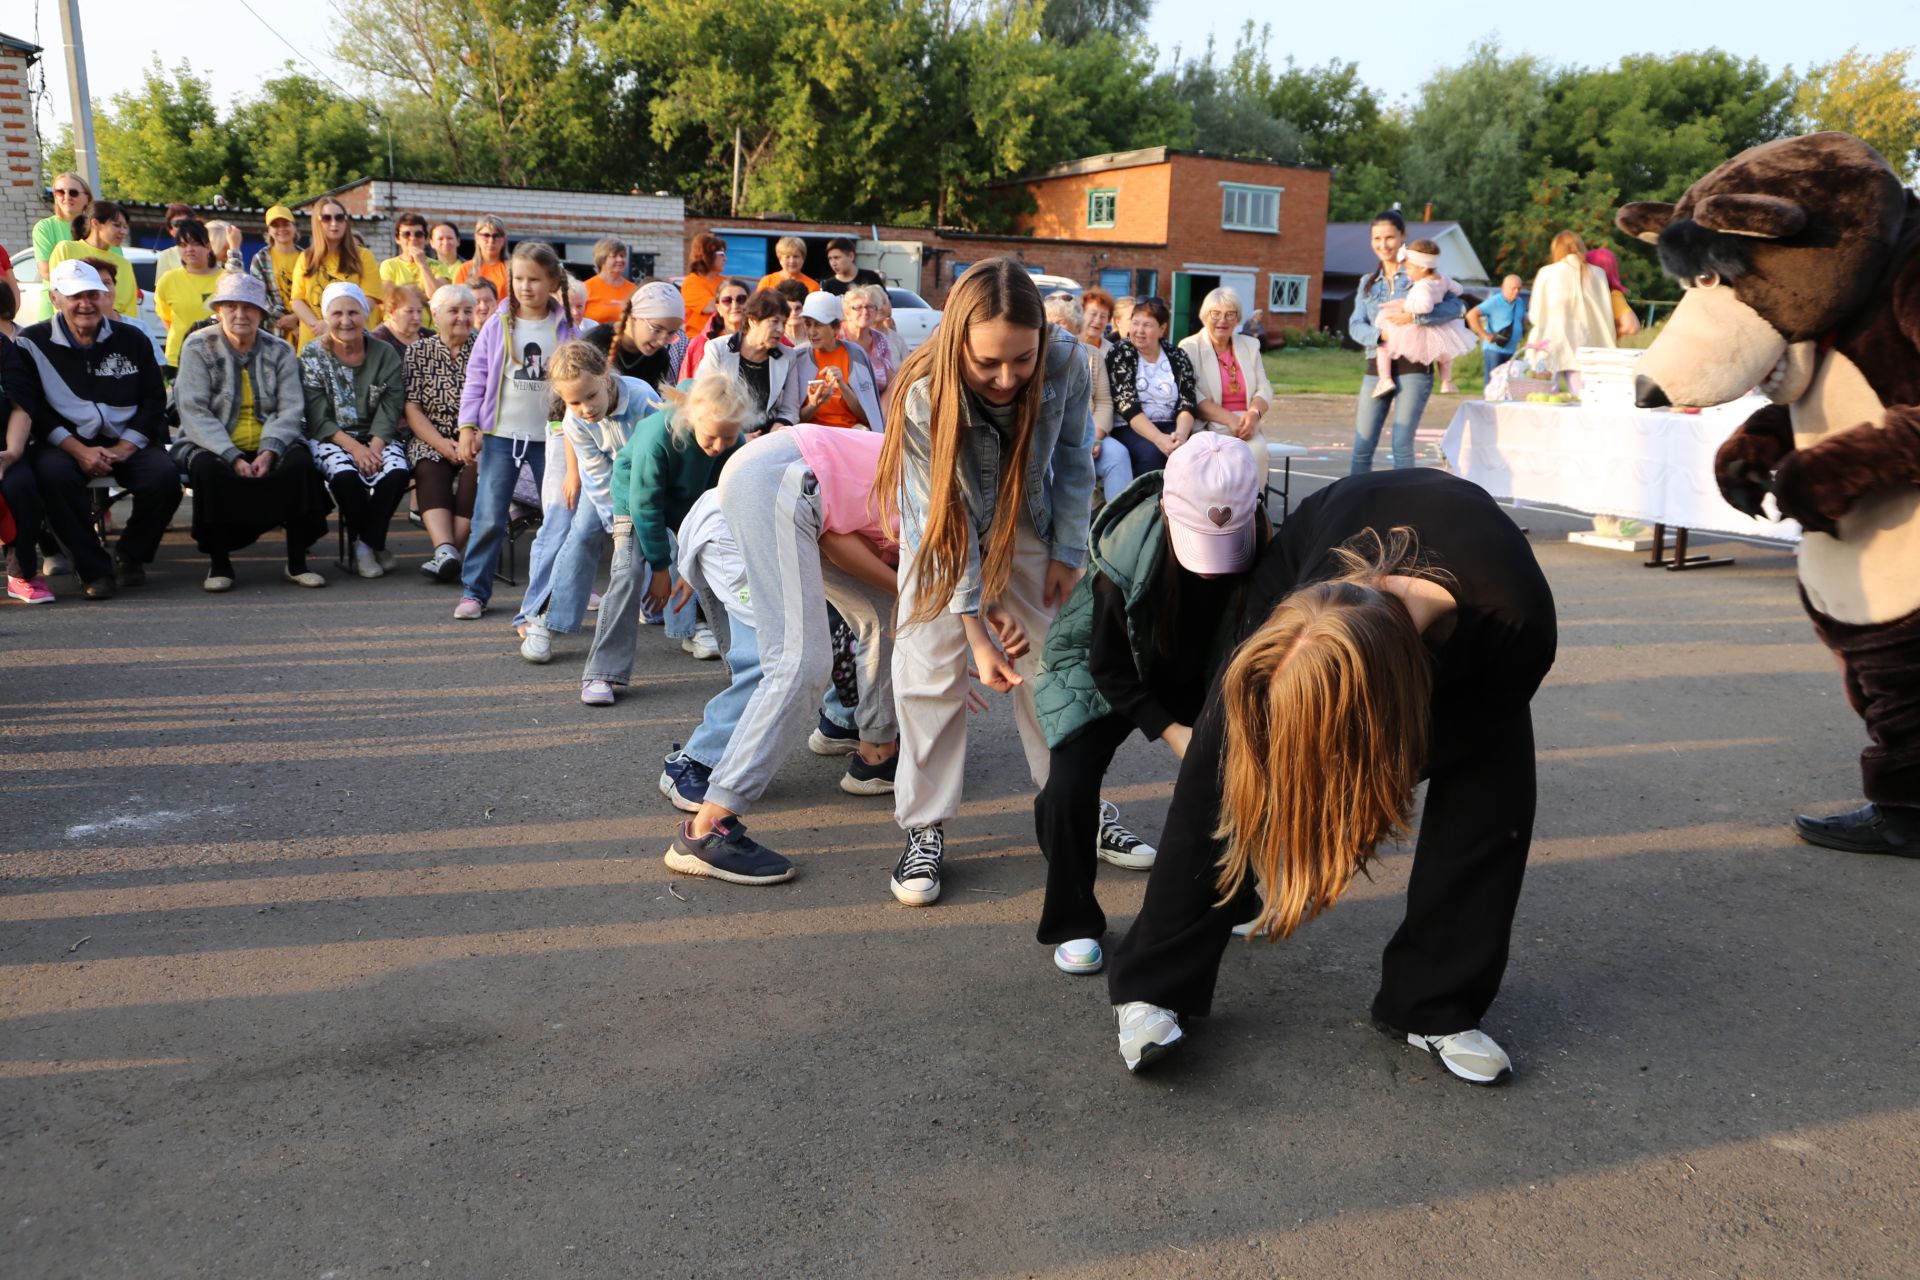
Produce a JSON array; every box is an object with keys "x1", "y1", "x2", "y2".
[{"x1": 1373, "y1": 239, "x2": 1480, "y2": 397}]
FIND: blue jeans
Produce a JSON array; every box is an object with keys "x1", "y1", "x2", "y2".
[
  {"x1": 1093, "y1": 435, "x2": 1134, "y2": 502},
  {"x1": 524, "y1": 498, "x2": 607, "y2": 633},
  {"x1": 1351, "y1": 370, "x2": 1433, "y2": 473},
  {"x1": 460, "y1": 436, "x2": 546, "y2": 607},
  {"x1": 1483, "y1": 348, "x2": 1515, "y2": 387}
]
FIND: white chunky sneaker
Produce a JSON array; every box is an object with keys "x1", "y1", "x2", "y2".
[
  {"x1": 519, "y1": 620, "x2": 553, "y2": 664},
  {"x1": 683, "y1": 624, "x2": 721, "y2": 660},
  {"x1": 1053, "y1": 938, "x2": 1103, "y2": 974},
  {"x1": 1095, "y1": 799, "x2": 1156, "y2": 870},
  {"x1": 1115, "y1": 1001, "x2": 1183, "y2": 1073},
  {"x1": 1390, "y1": 1024, "x2": 1514, "y2": 1086}
]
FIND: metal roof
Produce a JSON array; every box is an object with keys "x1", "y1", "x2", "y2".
[
  {"x1": 0, "y1": 33, "x2": 44, "y2": 57},
  {"x1": 1324, "y1": 220, "x2": 1490, "y2": 283}
]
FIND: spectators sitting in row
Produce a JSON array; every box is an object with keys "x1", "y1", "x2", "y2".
[
  {"x1": 1104, "y1": 295, "x2": 1198, "y2": 476},
  {"x1": 2, "y1": 259, "x2": 178, "y2": 600},
  {"x1": 1178, "y1": 286, "x2": 1274, "y2": 488},
  {"x1": 584, "y1": 237, "x2": 638, "y2": 326},
  {"x1": 174, "y1": 272, "x2": 327, "y2": 590}
]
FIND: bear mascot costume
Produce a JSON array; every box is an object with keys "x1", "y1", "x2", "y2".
[{"x1": 1618, "y1": 131, "x2": 1920, "y2": 858}]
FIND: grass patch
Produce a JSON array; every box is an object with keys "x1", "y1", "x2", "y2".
[{"x1": 1263, "y1": 346, "x2": 1487, "y2": 396}]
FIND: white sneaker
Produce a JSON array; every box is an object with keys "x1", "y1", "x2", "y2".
[
  {"x1": 374, "y1": 547, "x2": 397, "y2": 572},
  {"x1": 1115, "y1": 1001, "x2": 1183, "y2": 1073},
  {"x1": 1391, "y1": 1025, "x2": 1514, "y2": 1086},
  {"x1": 1053, "y1": 938, "x2": 1103, "y2": 974},
  {"x1": 519, "y1": 620, "x2": 553, "y2": 664},
  {"x1": 1095, "y1": 799, "x2": 1156, "y2": 870},
  {"x1": 353, "y1": 542, "x2": 384, "y2": 579},
  {"x1": 683, "y1": 624, "x2": 721, "y2": 660}
]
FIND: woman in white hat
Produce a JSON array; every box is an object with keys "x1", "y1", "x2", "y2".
[
  {"x1": 300, "y1": 281, "x2": 408, "y2": 578},
  {"x1": 174, "y1": 273, "x2": 328, "y2": 591},
  {"x1": 778, "y1": 291, "x2": 884, "y2": 429}
]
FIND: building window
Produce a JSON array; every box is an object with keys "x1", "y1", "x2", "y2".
[
  {"x1": 1132, "y1": 268, "x2": 1159, "y2": 298},
  {"x1": 1221, "y1": 183, "x2": 1282, "y2": 233},
  {"x1": 1268, "y1": 273, "x2": 1310, "y2": 314},
  {"x1": 1097, "y1": 268, "x2": 1131, "y2": 296},
  {"x1": 1087, "y1": 189, "x2": 1117, "y2": 229},
  {"x1": 951, "y1": 260, "x2": 974, "y2": 282}
]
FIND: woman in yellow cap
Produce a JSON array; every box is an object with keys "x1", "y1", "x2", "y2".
[{"x1": 247, "y1": 204, "x2": 304, "y2": 338}]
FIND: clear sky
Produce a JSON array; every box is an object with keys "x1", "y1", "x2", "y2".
[{"x1": 14, "y1": 0, "x2": 1916, "y2": 131}]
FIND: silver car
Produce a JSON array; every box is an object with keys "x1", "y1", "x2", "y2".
[{"x1": 12, "y1": 247, "x2": 170, "y2": 364}]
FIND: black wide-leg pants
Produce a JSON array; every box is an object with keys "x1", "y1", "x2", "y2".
[
  {"x1": 1107, "y1": 688, "x2": 1536, "y2": 1037},
  {"x1": 1033, "y1": 711, "x2": 1139, "y2": 945}
]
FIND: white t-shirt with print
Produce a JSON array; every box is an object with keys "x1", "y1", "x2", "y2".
[
  {"x1": 496, "y1": 312, "x2": 560, "y2": 441},
  {"x1": 1136, "y1": 348, "x2": 1178, "y2": 422}
]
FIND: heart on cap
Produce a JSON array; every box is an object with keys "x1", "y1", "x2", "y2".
[{"x1": 1207, "y1": 505, "x2": 1233, "y2": 528}]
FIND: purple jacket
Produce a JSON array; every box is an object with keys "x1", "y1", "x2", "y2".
[{"x1": 457, "y1": 300, "x2": 577, "y2": 434}]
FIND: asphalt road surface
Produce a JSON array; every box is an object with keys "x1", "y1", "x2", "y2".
[{"x1": 3, "y1": 422, "x2": 1916, "y2": 1277}]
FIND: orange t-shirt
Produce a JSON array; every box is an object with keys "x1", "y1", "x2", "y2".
[
  {"x1": 806, "y1": 344, "x2": 861, "y2": 428},
  {"x1": 756, "y1": 270, "x2": 820, "y2": 295},
  {"x1": 456, "y1": 258, "x2": 509, "y2": 300},
  {"x1": 681, "y1": 271, "x2": 722, "y2": 321},
  {"x1": 585, "y1": 275, "x2": 638, "y2": 326}
]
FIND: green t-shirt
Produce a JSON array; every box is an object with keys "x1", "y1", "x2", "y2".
[{"x1": 32, "y1": 215, "x2": 74, "y2": 266}]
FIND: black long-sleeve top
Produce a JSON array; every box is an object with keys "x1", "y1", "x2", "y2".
[
  {"x1": 1090, "y1": 568, "x2": 1241, "y2": 742},
  {"x1": 1242, "y1": 468, "x2": 1557, "y2": 764}
]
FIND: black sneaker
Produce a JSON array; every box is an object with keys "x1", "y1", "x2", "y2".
[
  {"x1": 840, "y1": 750, "x2": 897, "y2": 796},
  {"x1": 1095, "y1": 799, "x2": 1157, "y2": 870},
  {"x1": 890, "y1": 824, "x2": 944, "y2": 906},
  {"x1": 112, "y1": 560, "x2": 145, "y2": 588},
  {"x1": 1792, "y1": 803, "x2": 1920, "y2": 857},
  {"x1": 664, "y1": 818, "x2": 795, "y2": 885},
  {"x1": 807, "y1": 711, "x2": 861, "y2": 756},
  {"x1": 81, "y1": 577, "x2": 117, "y2": 601}
]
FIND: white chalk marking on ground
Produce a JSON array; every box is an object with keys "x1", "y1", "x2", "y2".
[{"x1": 65, "y1": 805, "x2": 234, "y2": 841}]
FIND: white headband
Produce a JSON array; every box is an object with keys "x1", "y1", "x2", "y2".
[{"x1": 1403, "y1": 249, "x2": 1440, "y2": 269}]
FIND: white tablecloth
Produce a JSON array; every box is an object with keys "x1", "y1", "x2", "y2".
[{"x1": 1439, "y1": 397, "x2": 1799, "y2": 542}]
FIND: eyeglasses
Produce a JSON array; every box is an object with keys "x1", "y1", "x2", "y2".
[
  {"x1": 55, "y1": 187, "x2": 86, "y2": 197},
  {"x1": 476, "y1": 231, "x2": 504, "y2": 240},
  {"x1": 319, "y1": 213, "x2": 347, "y2": 224},
  {"x1": 718, "y1": 294, "x2": 748, "y2": 306},
  {"x1": 399, "y1": 229, "x2": 425, "y2": 239}
]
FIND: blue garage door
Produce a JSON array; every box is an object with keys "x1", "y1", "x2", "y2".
[
  {"x1": 1097, "y1": 268, "x2": 1131, "y2": 296},
  {"x1": 717, "y1": 233, "x2": 769, "y2": 280}
]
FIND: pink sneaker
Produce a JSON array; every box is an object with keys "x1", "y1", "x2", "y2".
[
  {"x1": 580, "y1": 678, "x2": 615, "y2": 706},
  {"x1": 453, "y1": 596, "x2": 484, "y2": 620},
  {"x1": 7, "y1": 576, "x2": 54, "y2": 604}
]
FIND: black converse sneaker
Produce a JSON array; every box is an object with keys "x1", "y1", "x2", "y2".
[
  {"x1": 890, "y1": 824, "x2": 945, "y2": 906},
  {"x1": 1095, "y1": 799, "x2": 1157, "y2": 870}
]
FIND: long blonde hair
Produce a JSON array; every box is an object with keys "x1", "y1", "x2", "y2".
[
  {"x1": 876, "y1": 259, "x2": 1047, "y2": 625},
  {"x1": 1215, "y1": 527, "x2": 1440, "y2": 940}
]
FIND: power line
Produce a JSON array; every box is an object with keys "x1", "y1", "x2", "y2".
[{"x1": 232, "y1": 0, "x2": 379, "y2": 116}]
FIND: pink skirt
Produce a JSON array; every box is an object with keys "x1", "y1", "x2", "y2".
[{"x1": 1385, "y1": 319, "x2": 1478, "y2": 365}]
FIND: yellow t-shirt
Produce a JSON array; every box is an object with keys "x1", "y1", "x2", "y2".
[
  {"x1": 290, "y1": 246, "x2": 384, "y2": 347},
  {"x1": 230, "y1": 369, "x2": 263, "y2": 453},
  {"x1": 155, "y1": 267, "x2": 224, "y2": 366},
  {"x1": 379, "y1": 254, "x2": 457, "y2": 292},
  {"x1": 268, "y1": 246, "x2": 301, "y2": 310},
  {"x1": 46, "y1": 240, "x2": 138, "y2": 320}
]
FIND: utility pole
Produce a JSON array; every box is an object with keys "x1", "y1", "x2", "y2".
[
  {"x1": 57, "y1": 0, "x2": 100, "y2": 193},
  {"x1": 731, "y1": 127, "x2": 742, "y2": 217}
]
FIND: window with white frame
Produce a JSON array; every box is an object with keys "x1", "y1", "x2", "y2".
[
  {"x1": 1087, "y1": 189, "x2": 1117, "y2": 228},
  {"x1": 1267, "y1": 273, "x2": 1309, "y2": 313},
  {"x1": 1221, "y1": 183, "x2": 1281, "y2": 233}
]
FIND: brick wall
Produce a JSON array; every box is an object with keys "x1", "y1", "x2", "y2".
[
  {"x1": 1022, "y1": 160, "x2": 1172, "y2": 244},
  {"x1": 0, "y1": 47, "x2": 45, "y2": 261},
  {"x1": 1161, "y1": 155, "x2": 1328, "y2": 321}
]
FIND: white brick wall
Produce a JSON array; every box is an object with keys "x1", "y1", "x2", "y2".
[
  {"x1": 0, "y1": 48, "x2": 47, "y2": 262},
  {"x1": 344, "y1": 179, "x2": 685, "y2": 273}
]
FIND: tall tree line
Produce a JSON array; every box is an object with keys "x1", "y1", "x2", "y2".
[{"x1": 43, "y1": 4, "x2": 1919, "y2": 301}]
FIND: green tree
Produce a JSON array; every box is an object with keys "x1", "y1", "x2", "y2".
[
  {"x1": 226, "y1": 70, "x2": 382, "y2": 206},
  {"x1": 1394, "y1": 40, "x2": 1551, "y2": 249},
  {"x1": 1264, "y1": 56, "x2": 1401, "y2": 172},
  {"x1": 1033, "y1": 0, "x2": 1151, "y2": 45},
  {"x1": 1488, "y1": 167, "x2": 1647, "y2": 291},
  {"x1": 85, "y1": 59, "x2": 230, "y2": 202},
  {"x1": 1795, "y1": 45, "x2": 1920, "y2": 182},
  {"x1": 1169, "y1": 27, "x2": 1306, "y2": 165}
]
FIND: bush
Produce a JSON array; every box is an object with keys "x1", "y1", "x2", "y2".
[{"x1": 1278, "y1": 326, "x2": 1345, "y2": 349}]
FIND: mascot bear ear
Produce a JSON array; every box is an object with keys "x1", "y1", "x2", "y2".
[
  {"x1": 1616, "y1": 202, "x2": 1677, "y2": 243},
  {"x1": 1693, "y1": 193, "x2": 1808, "y2": 240}
]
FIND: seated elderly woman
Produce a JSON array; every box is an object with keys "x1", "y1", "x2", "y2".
[
  {"x1": 371, "y1": 283, "x2": 428, "y2": 353},
  {"x1": 173, "y1": 273, "x2": 328, "y2": 591},
  {"x1": 404, "y1": 283, "x2": 479, "y2": 581},
  {"x1": 1177, "y1": 285, "x2": 1274, "y2": 488},
  {"x1": 1103, "y1": 296, "x2": 1197, "y2": 475},
  {"x1": 300, "y1": 282, "x2": 408, "y2": 579},
  {"x1": 839, "y1": 283, "x2": 894, "y2": 395},
  {"x1": 1044, "y1": 291, "x2": 1128, "y2": 504}
]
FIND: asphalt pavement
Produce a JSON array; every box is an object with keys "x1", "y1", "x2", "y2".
[{"x1": 3, "y1": 405, "x2": 1915, "y2": 1278}]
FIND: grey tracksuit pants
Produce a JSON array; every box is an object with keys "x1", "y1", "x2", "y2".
[{"x1": 706, "y1": 435, "x2": 896, "y2": 815}]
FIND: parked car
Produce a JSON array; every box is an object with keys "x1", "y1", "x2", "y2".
[
  {"x1": 13, "y1": 248, "x2": 169, "y2": 364},
  {"x1": 887, "y1": 287, "x2": 940, "y2": 353},
  {"x1": 1029, "y1": 273, "x2": 1083, "y2": 300}
]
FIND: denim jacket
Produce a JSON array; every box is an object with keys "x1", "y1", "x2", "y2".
[
  {"x1": 896, "y1": 322, "x2": 1094, "y2": 616},
  {"x1": 563, "y1": 375, "x2": 665, "y2": 530},
  {"x1": 1348, "y1": 267, "x2": 1466, "y2": 357}
]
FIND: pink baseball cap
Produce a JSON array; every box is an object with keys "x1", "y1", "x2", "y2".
[{"x1": 1162, "y1": 433, "x2": 1261, "y2": 575}]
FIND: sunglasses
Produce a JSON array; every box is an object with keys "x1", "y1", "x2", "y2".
[
  {"x1": 56, "y1": 187, "x2": 87, "y2": 197},
  {"x1": 718, "y1": 294, "x2": 748, "y2": 305},
  {"x1": 476, "y1": 231, "x2": 504, "y2": 240},
  {"x1": 399, "y1": 229, "x2": 426, "y2": 238},
  {"x1": 320, "y1": 213, "x2": 348, "y2": 223}
]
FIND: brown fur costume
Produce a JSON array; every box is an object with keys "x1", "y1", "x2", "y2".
[{"x1": 1619, "y1": 132, "x2": 1920, "y2": 806}]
